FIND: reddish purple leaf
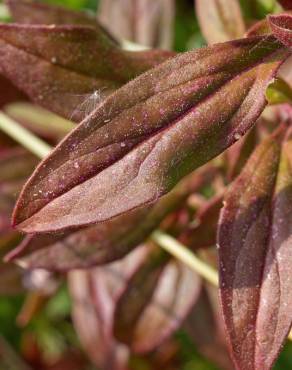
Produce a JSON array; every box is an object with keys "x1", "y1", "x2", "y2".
[
  {"x1": 6, "y1": 0, "x2": 119, "y2": 46},
  {"x1": 0, "y1": 24, "x2": 173, "y2": 83},
  {"x1": 0, "y1": 23, "x2": 173, "y2": 120},
  {"x1": 180, "y1": 193, "x2": 223, "y2": 250},
  {"x1": 12, "y1": 34, "x2": 291, "y2": 233},
  {"x1": 269, "y1": 14, "x2": 292, "y2": 47},
  {"x1": 278, "y1": 0, "x2": 292, "y2": 10},
  {"x1": 226, "y1": 125, "x2": 258, "y2": 180},
  {"x1": 7, "y1": 167, "x2": 216, "y2": 271},
  {"x1": 113, "y1": 247, "x2": 170, "y2": 346},
  {"x1": 0, "y1": 33, "x2": 116, "y2": 120},
  {"x1": 196, "y1": 0, "x2": 245, "y2": 44},
  {"x1": 113, "y1": 247, "x2": 201, "y2": 353},
  {"x1": 185, "y1": 286, "x2": 233, "y2": 370},
  {"x1": 68, "y1": 246, "x2": 147, "y2": 369},
  {"x1": 6, "y1": 0, "x2": 100, "y2": 28},
  {"x1": 0, "y1": 75, "x2": 27, "y2": 108},
  {"x1": 218, "y1": 125, "x2": 292, "y2": 370}
]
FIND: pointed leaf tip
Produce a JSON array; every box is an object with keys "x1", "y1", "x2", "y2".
[{"x1": 12, "y1": 36, "x2": 290, "y2": 233}]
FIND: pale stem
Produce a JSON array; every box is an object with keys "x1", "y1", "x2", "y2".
[
  {"x1": 0, "y1": 112, "x2": 51, "y2": 158},
  {"x1": 152, "y1": 230, "x2": 219, "y2": 287}
]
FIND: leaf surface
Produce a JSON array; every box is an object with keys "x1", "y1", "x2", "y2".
[
  {"x1": 12, "y1": 33, "x2": 290, "y2": 233},
  {"x1": 196, "y1": 0, "x2": 245, "y2": 44},
  {"x1": 6, "y1": 0, "x2": 100, "y2": 28},
  {"x1": 68, "y1": 246, "x2": 148, "y2": 369},
  {"x1": 7, "y1": 167, "x2": 215, "y2": 270},
  {"x1": 218, "y1": 125, "x2": 292, "y2": 370},
  {"x1": 278, "y1": 0, "x2": 292, "y2": 10},
  {"x1": 113, "y1": 247, "x2": 201, "y2": 353},
  {"x1": 0, "y1": 23, "x2": 173, "y2": 120},
  {"x1": 185, "y1": 286, "x2": 233, "y2": 370},
  {"x1": 269, "y1": 14, "x2": 292, "y2": 47},
  {"x1": 98, "y1": 0, "x2": 175, "y2": 49},
  {"x1": 180, "y1": 194, "x2": 223, "y2": 250}
]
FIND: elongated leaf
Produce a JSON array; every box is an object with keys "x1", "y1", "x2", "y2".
[
  {"x1": 196, "y1": 0, "x2": 245, "y2": 44},
  {"x1": 12, "y1": 32, "x2": 291, "y2": 233},
  {"x1": 6, "y1": 0, "x2": 99, "y2": 28},
  {"x1": 69, "y1": 269, "x2": 129, "y2": 369},
  {"x1": 113, "y1": 247, "x2": 201, "y2": 353},
  {"x1": 218, "y1": 125, "x2": 292, "y2": 370},
  {"x1": 7, "y1": 167, "x2": 216, "y2": 270},
  {"x1": 68, "y1": 247, "x2": 147, "y2": 369},
  {"x1": 0, "y1": 23, "x2": 173, "y2": 119},
  {"x1": 113, "y1": 247, "x2": 170, "y2": 347},
  {"x1": 0, "y1": 37, "x2": 117, "y2": 120},
  {"x1": 0, "y1": 24, "x2": 173, "y2": 82}
]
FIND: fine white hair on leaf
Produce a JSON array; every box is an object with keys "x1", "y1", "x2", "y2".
[{"x1": 70, "y1": 89, "x2": 107, "y2": 122}]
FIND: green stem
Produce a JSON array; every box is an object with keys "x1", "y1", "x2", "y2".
[
  {"x1": 0, "y1": 112, "x2": 51, "y2": 158},
  {"x1": 151, "y1": 230, "x2": 219, "y2": 286}
]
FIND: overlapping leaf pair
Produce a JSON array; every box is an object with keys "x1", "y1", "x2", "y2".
[{"x1": 0, "y1": 1, "x2": 292, "y2": 369}]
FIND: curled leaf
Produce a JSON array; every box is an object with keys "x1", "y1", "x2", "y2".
[
  {"x1": 269, "y1": 14, "x2": 292, "y2": 47},
  {"x1": 196, "y1": 0, "x2": 245, "y2": 44},
  {"x1": 12, "y1": 35, "x2": 291, "y2": 233},
  {"x1": 218, "y1": 125, "x2": 292, "y2": 370}
]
